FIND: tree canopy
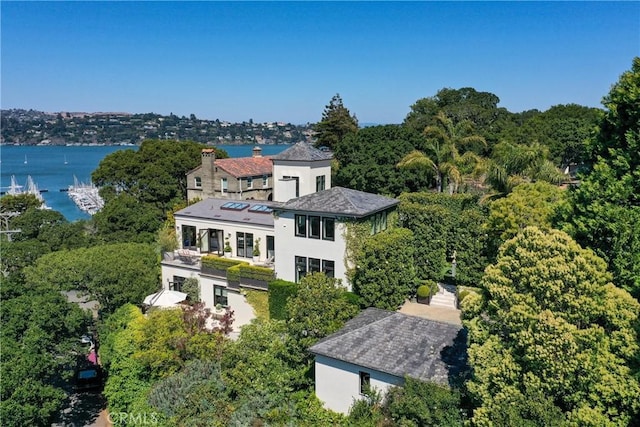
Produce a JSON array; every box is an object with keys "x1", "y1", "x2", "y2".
[
  {"x1": 465, "y1": 227, "x2": 640, "y2": 426},
  {"x1": 314, "y1": 94, "x2": 358, "y2": 151},
  {"x1": 565, "y1": 57, "x2": 640, "y2": 299}
]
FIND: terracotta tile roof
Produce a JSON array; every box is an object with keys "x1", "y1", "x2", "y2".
[{"x1": 215, "y1": 156, "x2": 273, "y2": 178}]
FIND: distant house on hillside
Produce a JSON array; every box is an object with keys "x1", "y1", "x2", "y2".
[{"x1": 309, "y1": 308, "x2": 468, "y2": 414}]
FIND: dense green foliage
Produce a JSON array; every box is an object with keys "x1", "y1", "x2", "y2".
[
  {"x1": 24, "y1": 242, "x2": 159, "y2": 314},
  {"x1": 398, "y1": 192, "x2": 488, "y2": 286},
  {"x1": 1, "y1": 279, "x2": 90, "y2": 426},
  {"x1": 485, "y1": 181, "x2": 569, "y2": 257},
  {"x1": 100, "y1": 304, "x2": 230, "y2": 417},
  {"x1": 384, "y1": 377, "x2": 464, "y2": 426},
  {"x1": 315, "y1": 94, "x2": 358, "y2": 151},
  {"x1": 565, "y1": 57, "x2": 640, "y2": 299},
  {"x1": 334, "y1": 124, "x2": 428, "y2": 195},
  {"x1": 268, "y1": 279, "x2": 298, "y2": 320},
  {"x1": 352, "y1": 227, "x2": 418, "y2": 309},
  {"x1": 91, "y1": 139, "x2": 227, "y2": 242},
  {"x1": 466, "y1": 227, "x2": 640, "y2": 426}
]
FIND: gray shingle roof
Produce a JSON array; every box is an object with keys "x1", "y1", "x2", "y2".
[
  {"x1": 175, "y1": 198, "x2": 283, "y2": 227},
  {"x1": 271, "y1": 142, "x2": 333, "y2": 162},
  {"x1": 279, "y1": 187, "x2": 398, "y2": 217},
  {"x1": 309, "y1": 308, "x2": 467, "y2": 386}
]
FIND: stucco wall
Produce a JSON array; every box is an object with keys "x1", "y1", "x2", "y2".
[
  {"x1": 273, "y1": 212, "x2": 349, "y2": 289},
  {"x1": 314, "y1": 355, "x2": 404, "y2": 414}
]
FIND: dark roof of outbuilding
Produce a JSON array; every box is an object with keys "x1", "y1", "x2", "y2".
[
  {"x1": 271, "y1": 141, "x2": 333, "y2": 162},
  {"x1": 309, "y1": 308, "x2": 468, "y2": 386},
  {"x1": 174, "y1": 198, "x2": 282, "y2": 227},
  {"x1": 279, "y1": 186, "x2": 398, "y2": 217}
]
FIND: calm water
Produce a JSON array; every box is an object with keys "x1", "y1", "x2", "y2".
[{"x1": 0, "y1": 144, "x2": 289, "y2": 221}]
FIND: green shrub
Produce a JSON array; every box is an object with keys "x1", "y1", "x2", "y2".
[
  {"x1": 342, "y1": 291, "x2": 361, "y2": 307},
  {"x1": 237, "y1": 264, "x2": 275, "y2": 282},
  {"x1": 269, "y1": 279, "x2": 298, "y2": 320},
  {"x1": 182, "y1": 277, "x2": 200, "y2": 302},
  {"x1": 201, "y1": 255, "x2": 246, "y2": 271},
  {"x1": 417, "y1": 280, "x2": 438, "y2": 298},
  {"x1": 227, "y1": 264, "x2": 241, "y2": 283}
]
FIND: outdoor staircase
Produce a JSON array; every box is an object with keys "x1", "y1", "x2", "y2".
[{"x1": 429, "y1": 284, "x2": 457, "y2": 309}]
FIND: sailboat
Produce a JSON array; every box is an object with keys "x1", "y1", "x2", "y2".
[
  {"x1": 24, "y1": 155, "x2": 28, "y2": 164},
  {"x1": 64, "y1": 155, "x2": 68, "y2": 165}
]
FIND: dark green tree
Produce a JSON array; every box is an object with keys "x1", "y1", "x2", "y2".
[
  {"x1": 465, "y1": 227, "x2": 640, "y2": 425},
  {"x1": 352, "y1": 227, "x2": 418, "y2": 309},
  {"x1": 565, "y1": 57, "x2": 640, "y2": 299},
  {"x1": 315, "y1": 94, "x2": 358, "y2": 151},
  {"x1": 334, "y1": 124, "x2": 428, "y2": 195}
]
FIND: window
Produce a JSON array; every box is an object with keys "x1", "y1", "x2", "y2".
[
  {"x1": 371, "y1": 211, "x2": 388, "y2": 235},
  {"x1": 359, "y1": 371, "x2": 371, "y2": 395},
  {"x1": 295, "y1": 215, "x2": 307, "y2": 237},
  {"x1": 214, "y1": 286, "x2": 228, "y2": 307},
  {"x1": 246, "y1": 177, "x2": 253, "y2": 189},
  {"x1": 295, "y1": 256, "x2": 307, "y2": 283},
  {"x1": 322, "y1": 217, "x2": 335, "y2": 241},
  {"x1": 316, "y1": 175, "x2": 325, "y2": 192},
  {"x1": 309, "y1": 216, "x2": 320, "y2": 239},
  {"x1": 182, "y1": 225, "x2": 197, "y2": 249},
  {"x1": 172, "y1": 276, "x2": 186, "y2": 292},
  {"x1": 263, "y1": 175, "x2": 269, "y2": 187},
  {"x1": 236, "y1": 232, "x2": 254, "y2": 258},
  {"x1": 221, "y1": 177, "x2": 228, "y2": 193},
  {"x1": 309, "y1": 258, "x2": 321, "y2": 273},
  {"x1": 194, "y1": 176, "x2": 202, "y2": 188},
  {"x1": 322, "y1": 260, "x2": 335, "y2": 278}
]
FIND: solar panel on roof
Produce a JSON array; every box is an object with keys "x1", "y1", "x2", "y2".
[{"x1": 248, "y1": 204, "x2": 273, "y2": 213}]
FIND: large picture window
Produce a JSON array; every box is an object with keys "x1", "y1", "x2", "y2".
[
  {"x1": 309, "y1": 216, "x2": 320, "y2": 239},
  {"x1": 295, "y1": 215, "x2": 307, "y2": 237}
]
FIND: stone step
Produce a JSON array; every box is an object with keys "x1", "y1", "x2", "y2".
[{"x1": 430, "y1": 293, "x2": 457, "y2": 309}]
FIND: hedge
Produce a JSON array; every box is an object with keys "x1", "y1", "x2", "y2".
[
  {"x1": 269, "y1": 279, "x2": 298, "y2": 320},
  {"x1": 201, "y1": 255, "x2": 247, "y2": 271}
]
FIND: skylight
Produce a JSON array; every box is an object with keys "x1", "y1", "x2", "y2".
[
  {"x1": 221, "y1": 202, "x2": 249, "y2": 211},
  {"x1": 248, "y1": 204, "x2": 273, "y2": 214}
]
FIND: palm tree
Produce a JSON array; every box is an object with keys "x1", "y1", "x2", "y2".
[
  {"x1": 398, "y1": 112, "x2": 487, "y2": 193},
  {"x1": 486, "y1": 141, "x2": 566, "y2": 195}
]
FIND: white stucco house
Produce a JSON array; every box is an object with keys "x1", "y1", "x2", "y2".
[
  {"x1": 160, "y1": 142, "x2": 399, "y2": 323},
  {"x1": 309, "y1": 308, "x2": 468, "y2": 414}
]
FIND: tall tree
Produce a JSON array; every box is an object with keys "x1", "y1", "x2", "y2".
[
  {"x1": 334, "y1": 124, "x2": 428, "y2": 195},
  {"x1": 398, "y1": 112, "x2": 486, "y2": 193},
  {"x1": 565, "y1": 57, "x2": 640, "y2": 299},
  {"x1": 314, "y1": 94, "x2": 358, "y2": 151},
  {"x1": 464, "y1": 227, "x2": 640, "y2": 426}
]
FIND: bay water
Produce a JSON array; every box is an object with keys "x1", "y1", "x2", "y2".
[{"x1": 0, "y1": 144, "x2": 289, "y2": 221}]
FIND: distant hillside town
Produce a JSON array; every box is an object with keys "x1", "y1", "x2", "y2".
[{"x1": 0, "y1": 109, "x2": 316, "y2": 146}]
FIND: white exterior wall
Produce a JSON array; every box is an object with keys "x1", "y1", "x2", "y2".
[
  {"x1": 272, "y1": 159, "x2": 332, "y2": 202},
  {"x1": 175, "y1": 216, "x2": 273, "y2": 262},
  {"x1": 273, "y1": 212, "x2": 349, "y2": 289},
  {"x1": 314, "y1": 355, "x2": 404, "y2": 414}
]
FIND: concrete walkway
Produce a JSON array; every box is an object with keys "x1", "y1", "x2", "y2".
[{"x1": 399, "y1": 300, "x2": 462, "y2": 325}]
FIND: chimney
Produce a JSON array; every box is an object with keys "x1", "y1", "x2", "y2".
[{"x1": 252, "y1": 146, "x2": 263, "y2": 157}]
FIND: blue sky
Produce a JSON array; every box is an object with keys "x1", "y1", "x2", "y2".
[{"x1": 2, "y1": 2, "x2": 638, "y2": 124}]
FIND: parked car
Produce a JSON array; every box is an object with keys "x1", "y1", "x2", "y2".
[{"x1": 74, "y1": 364, "x2": 103, "y2": 392}]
